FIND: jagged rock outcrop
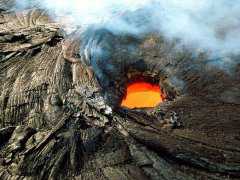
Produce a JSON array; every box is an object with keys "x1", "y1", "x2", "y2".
[{"x1": 0, "y1": 1, "x2": 240, "y2": 179}]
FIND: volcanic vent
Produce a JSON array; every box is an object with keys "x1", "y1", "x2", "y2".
[
  {"x1": 1, "y1": 4, "x2": 240, "y2": 180},
  {"x1": 121, "y1": 80, "x2": 164, "y2": 109}
]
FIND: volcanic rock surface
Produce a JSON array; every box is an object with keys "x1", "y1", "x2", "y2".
[{"x1": 0, "y1": 1, "x2": 240, "y2": 180}]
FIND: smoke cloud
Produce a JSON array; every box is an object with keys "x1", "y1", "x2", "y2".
[{"x1": 16, "y1": 0, "x2": 240, "y2": 62}]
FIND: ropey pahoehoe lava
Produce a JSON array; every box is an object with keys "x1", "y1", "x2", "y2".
[{"x1": 0, "y1": 0, "x2": 240, "y2": 180}]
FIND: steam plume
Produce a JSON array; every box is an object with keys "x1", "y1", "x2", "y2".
[{"x1": 16, "y1": 0, "x2": 240, "y2": 61}]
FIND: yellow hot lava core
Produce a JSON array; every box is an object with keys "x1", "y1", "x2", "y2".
[{"x1": 121, "y1": 81, "x2": 163, "y2": 109}]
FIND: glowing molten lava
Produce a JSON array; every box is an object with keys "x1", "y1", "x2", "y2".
[{"x1": 121, "y1": 81, "x2": 163, "y2": 109}]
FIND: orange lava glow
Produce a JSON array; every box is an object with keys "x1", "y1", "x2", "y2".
[{"x1": 121, "y1": 81, "x2": 163, "y2": 109}]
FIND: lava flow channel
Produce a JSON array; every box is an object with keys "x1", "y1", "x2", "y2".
[{"x1": 121, "y1": 81, "x2": 163, "y2": 109}]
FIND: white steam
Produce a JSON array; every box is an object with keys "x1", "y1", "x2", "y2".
[{"x1": 16, "y1": 0, "x2": 240, "y2": 57}]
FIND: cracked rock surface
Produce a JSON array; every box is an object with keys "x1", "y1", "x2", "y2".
[{"x1": 0, "y1": 2, "x2": 240, "y2": 180}]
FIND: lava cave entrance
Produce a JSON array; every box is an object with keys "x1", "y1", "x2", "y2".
[{"x1": 121, "y1": 81, "x2": 164, "y2": 109}]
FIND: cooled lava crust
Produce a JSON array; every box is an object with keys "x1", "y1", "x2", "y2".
[{"x1": 0, "y1": 4, "x2": 240, "y2": 180}]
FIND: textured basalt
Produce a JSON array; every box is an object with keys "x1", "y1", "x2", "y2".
[{"x1": 0, "y1": 2, "x2": 240, "y2": 180}]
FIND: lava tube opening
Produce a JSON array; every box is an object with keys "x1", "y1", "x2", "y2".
[{"x1": 121, "y1": 81, "x2": 164, "y2": 109}]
